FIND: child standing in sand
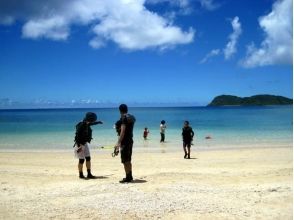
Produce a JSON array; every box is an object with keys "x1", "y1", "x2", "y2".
[
  {"x1": 182, "y1": 121, "x2": 194, "y2": 159},
  {"x1": 74, "y1": 112, "x2": 103, "y2": 179}
]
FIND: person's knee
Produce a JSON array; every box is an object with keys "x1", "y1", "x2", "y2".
[
  {"x1": 85, "y1": 156, "x2": 91, "y2": 162},
  {"x1": 79, "y1": 159, "x2": 85, "y2": 164}
]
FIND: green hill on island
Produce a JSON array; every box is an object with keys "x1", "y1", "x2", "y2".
[{"x1": 208, "y1": 95, "x2": 293, "y2": 106}]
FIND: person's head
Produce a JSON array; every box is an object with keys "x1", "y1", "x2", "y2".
[
  {"x1": 144, "y1": 127, "x2": 148, "y2": 130},
  {"x1": 161, "y1": 120, "x2": 166, "y2": 125},
  {"x1": 184, "y1": 120, "x2": 189, "y2": 127},
  {"x1": 84, "y1": 112, "x2": 97, "y2": 123},
  {"x1": 119, "y1": 104, "x2": 128, "y2": 115}
]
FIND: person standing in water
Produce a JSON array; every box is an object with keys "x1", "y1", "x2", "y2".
[
  {"x1": 160, "y1": 120, "x2": 166, "y2": 143},
  {"x1": 74, "y1": 112, "x2": 103, "y2": 179},
  {"x1": 182, "y1": 120, "x2": 194, "y2": 159},
  {"x1": 143, "y1": 127, "x2": 149, "y2": 140},
  {"x1": 115, "y1": 104, "x2": 136, "y2": 183}
]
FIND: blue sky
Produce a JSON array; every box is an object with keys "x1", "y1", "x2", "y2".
[{"x1": 0, "y1": 0, "x2": 292, "y2": 108}]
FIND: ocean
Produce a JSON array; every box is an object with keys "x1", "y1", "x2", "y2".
[{"x1": 0, "y1": 106, "x2": 292, "y2": 151}]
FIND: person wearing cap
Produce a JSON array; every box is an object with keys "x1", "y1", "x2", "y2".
[
  {"x1": 114, "y1": 104, "x2": 136, "y2": 183},
  {"x1": 182, "y1": 120, "x2": 194, "y2": 159},
  {"x1": 74, "y1": 112, "x2": 103, "y2": 179}
]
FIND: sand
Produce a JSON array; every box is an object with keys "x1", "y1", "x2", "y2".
[{"x1": 0, "y1": 146, "x2": 292, "y2": 220}]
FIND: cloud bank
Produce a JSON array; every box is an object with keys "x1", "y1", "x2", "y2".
[
  {"x1": 224, "y1": 16, "x2": 242, "y2": 60},
  {"x1": 199, "y1": 49, "x2": 220, "y2": 63},
  {"x1": 241, "y1": 0, "x2": 292, "y2": 67},
  {"x1": 200, "y1": 16, "x2": 241, "y2": 63},
  {"x1": 0, "y1": 0, "x2": 195, "y2": 50}
]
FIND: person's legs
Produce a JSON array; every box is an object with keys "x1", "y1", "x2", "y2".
[
  {"x1": 85, "y1": 156, "x2": 95, "y2": 178},
  {"x1": 160, "y1": 133, "x2": 164, "y2": 142},
  {"x1": 84, "y1": 143, "x2": 95, "y2": 178},
  {"x1": 120, "y1": 143, "x2": 133, "y2": 183},
  {"x1": 187, "y1": 143, "x2": 191, "y2": 159},
  {"x1": 123, "y1": 161, "x2": 133, "y2": 179},
  {"x1": 78, "y1": 159, "x2": 85, "y2": 178},
  {"x1": 183, "y1": 142, "x2": 188, "y2": 158},
  {"x1": 76, "y1": 144, "x2": 86, "y2": 178}
]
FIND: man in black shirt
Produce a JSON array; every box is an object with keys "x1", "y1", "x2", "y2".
[
  {"x1": 115, "y1": 104, "x2": 136, "y2": 183},
  {"x1": 182, "y1": 121, "x2": 194, "y2": 159},
  {"x1": 74, "y1": 112, "x2": 103, "y2": 178}
]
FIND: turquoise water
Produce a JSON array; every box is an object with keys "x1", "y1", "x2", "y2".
[{"x1": 0, "y1": 106, "x2": 292, "y2": 150}]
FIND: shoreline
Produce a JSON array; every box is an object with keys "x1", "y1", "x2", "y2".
[{"x1": 0, "y1": 143, "x2": 292, "y2": 153}]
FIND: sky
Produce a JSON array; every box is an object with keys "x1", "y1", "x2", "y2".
[{"x1": 0, "y1": 0, "x2": 292, "y2": 108}]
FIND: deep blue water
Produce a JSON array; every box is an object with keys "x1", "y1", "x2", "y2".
[{"x1": 0, "y1": 106, "x2": 292, "y2": 150}]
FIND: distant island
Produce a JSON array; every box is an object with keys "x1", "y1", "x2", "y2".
[{"x1": 208, "y1": 95, "x2": 293, "y2": 106}]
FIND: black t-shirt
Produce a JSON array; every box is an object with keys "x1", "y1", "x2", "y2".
[
  {"x1": 121, "y1": 114, "x2": 136, "y2": 144},
  {"x1": 182, "y1": 126, "x2": 194, "y2": 142}
]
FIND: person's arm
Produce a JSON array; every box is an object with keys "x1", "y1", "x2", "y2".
[
  {"x1": 191, "y1": 129, "x2": 195, "y2": 139},
  {"x1": 89, "y1": 121, "x2": 103, "y2": 126},
  {"x1": 116, "y1": 124, "x2": 126, "y2": 149}
]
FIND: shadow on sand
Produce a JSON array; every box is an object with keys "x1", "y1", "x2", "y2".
[
  {"x1": 82, "y1": 175, "x2": 112, "y2": 180},
  {"x1": 131, "y1": 179, "x2": 147, "y2": 184}
]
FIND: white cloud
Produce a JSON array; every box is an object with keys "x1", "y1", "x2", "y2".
[
  {"x1": 146, "y1": 0, "x2": 220, "y2": 11},
  {"x1": 199, "y1": 49, "x2": 220, "y2": 63},
  {"x1": 199, "y1": 0, "x2": 220, "y2": 11},
  {"x1": 200, "y1": 16, "x2": 241, "y2": 64},
  {"x1": 223, "y1": 16, "x2": 242, "y2": 60},
  {"x1": 241, "y1": 0, "x2": 293, "y2": 68},
  {"x1": 91, "y1": 6, "x2": 194, "y2": 50},
  {"x1": 0, "y1": 0, "x2": 195, "y2": 50},
  {"x1": 22, "y1": 16, "x2": 69, "y2": 40}
]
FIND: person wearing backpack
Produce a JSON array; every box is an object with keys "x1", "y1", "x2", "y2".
[
  {"x1": 74, "y1": 112, "x2": 103, "y2": 179},
  {"x1": 114, "y1": 104, "x2": 136, "y2": 183}
]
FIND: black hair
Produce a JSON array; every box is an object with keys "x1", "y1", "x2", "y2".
[
  {"x1": 184, "y1": 120, "x2": 189, "y2": 125},
  {"x1": 119, "y1": 104, "x2": 128, "y2": 113},
  {"x1": 161, "y1": 120, "x2": 166, "y2": 124},
  {"x1": 84, "y1": 112, "x2": 97, "y2": 122}
]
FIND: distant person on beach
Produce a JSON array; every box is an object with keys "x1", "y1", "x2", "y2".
[
  {"x1": 160, "y1": 120, "x2": 166, "y2": 142},
  {"x1": 74, "y1": 112, "x2": 103, "y2": 179},
  {"x1": 182, "y1": 121, "x2": 194, "y2": 159},
  {"x1": 114, "y1": 120, "x2": 122, "y2": 136},
  {"x1": 143, "y1": 127, "x2": 149, "y2": 140},
  {"x1": 114, "y1": 104, "x2": 136, "y2": 183}
]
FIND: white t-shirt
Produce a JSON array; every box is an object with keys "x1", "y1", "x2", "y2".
[{"x1": 160, "y1": 124, "x2": 166, "y2": 134}]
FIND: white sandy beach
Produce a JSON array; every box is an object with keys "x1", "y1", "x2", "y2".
[{"x1": 0, "y1": 146, "x2": 292, "y2": 220}]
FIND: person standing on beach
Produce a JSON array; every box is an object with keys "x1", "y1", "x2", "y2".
[
  {"x1": 115, "y1": 104, "x2": 136, "y2": 183},
  {"x1": 160, "y1": 120, "x2": 166, "y2": 142},
  {"x1": 182, "y1": 121, "x2": 194, "y2": 159},
  {"x1": 74, "y1": 112, "x2": 103, "y2": 179}
]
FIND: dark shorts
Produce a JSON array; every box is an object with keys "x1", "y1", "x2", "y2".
[
  {"x1": 120, "y1": 141, "x2": 133, "y2": 163},
  {"x1": 183, "y1": 141, "x2": 191, "y2": 148}
]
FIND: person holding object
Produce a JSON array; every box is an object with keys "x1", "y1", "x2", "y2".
[
  {"x1": 114, "y1": 104, "x2": 136, "y2": 183},
  {"x1": 182, "y1": 120, "x2": 194, "y2": 159},
  {"x1": 74, "y1": 112, "x2": 103, "y2": 179}
]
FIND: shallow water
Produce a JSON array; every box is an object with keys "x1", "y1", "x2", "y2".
[{"x1": 0, "y1": 106, "x2": 292, "y2": 150}]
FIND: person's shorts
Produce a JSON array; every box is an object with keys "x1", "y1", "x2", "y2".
[
  {"x1": 120, "y1": 141, "x2": 133, "y2": 163},
  {"x1": 74, "y1": 143, "x2": 90, "y2": 159},
  {"x1": 183, "y1": 141, "x2": 191, "y2": 148}
]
